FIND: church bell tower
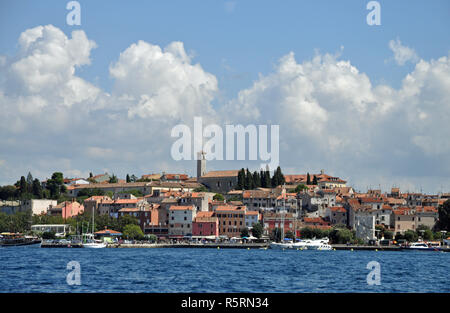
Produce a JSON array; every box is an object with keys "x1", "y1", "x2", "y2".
[{"x1": 197, "y1": 151, "x2": 206, "y2": 180}]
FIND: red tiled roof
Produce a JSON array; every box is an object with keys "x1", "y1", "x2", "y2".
[
  {"x1": 114, "y1": 199, "x2": 139, "y2": 204},
  {"x1": 415, "y1": 206, "x2": 438, "y2": 213},
  {"x1": 330, "y1": 206, "x2": 346, "y2": 213},
  {"x1": 196, "y1": 211, "x2": 214, "y2": 218},
  {"x1": 94, "y1": 229, "x2": 122, "y2": 235},
  {"x1": 303, "y1": 217, "x2": 329, "y2": 225},
  {"x1": 169, "y1": 205, "x2": 194, "y2": 211},
  {"x1": 360, "y1": 197, "x2": 383, "y2": 203},
  {"x1": 201, "y1": 170, "x2": 239, "y2": 178},
  {"x1": 163, "y1": 174, "x2": 189, "y2": 180},
  {"x1": 215, "y1": 205, "x2": 245, "y2": 212}
]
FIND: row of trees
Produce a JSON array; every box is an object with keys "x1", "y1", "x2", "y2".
[
  {"x1": 0, "y1": 211, "x2": 32, "y2": 233},
  {"x1": 236, "y1": 166, "x2": 285, "y2": 190},
  {"x1": 0, "y1": 172, "x2": 67, "y2": 201}
]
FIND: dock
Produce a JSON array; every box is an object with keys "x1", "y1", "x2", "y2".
[{"x1": 40, "y1": 242, "x2": 83, "y2": 248}]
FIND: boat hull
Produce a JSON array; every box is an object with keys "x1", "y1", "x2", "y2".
[{"x1": 83, "y1": 243, "x2": 107, "y2": 248}]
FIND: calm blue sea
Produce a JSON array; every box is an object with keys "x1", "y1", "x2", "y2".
[{"x1": 0, "y1": 246, "x2": 449, "y2": 293}]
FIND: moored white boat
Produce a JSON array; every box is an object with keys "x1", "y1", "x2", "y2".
[
  {"x1": 304, "y1": 238, "x2": 330, "y2": 250},
  {"x1": 83, "y1": 240, "x2": 107, "y2": 248},
  {"x1": 269, "y1": 242, "x2": 293, "y2": 249},
  {"x1": 406, "y1": 242, "x2": 442, "y2": 251}
]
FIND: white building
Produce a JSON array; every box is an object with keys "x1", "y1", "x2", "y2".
[
  {"x1": 245, "y1": 211, "x2": 260, "y2": 229},
  {"x1": 168, "y1": 205, "x2": 197, "y2": 237},
  {"x1": 355, "y1": 212, "x2": 376, "y2": 243},
  {"x1": 21, "y1": 199, "x2": 57, "y2": 215},
  {"x1": 31, "y1": 224, "x2": 71, "y2": 237}
]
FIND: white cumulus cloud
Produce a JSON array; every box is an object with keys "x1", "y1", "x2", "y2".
[
  {"x1": 389, "y1": 38, "x2": 419, "y2": 66},
  {"x1": 109, "y1": 40, "x2": 218, "y2": 121}
]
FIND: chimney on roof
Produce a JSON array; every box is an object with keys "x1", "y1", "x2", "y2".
[{"x1": 320, "y1": 169, "x2": 324, "y2": 175}]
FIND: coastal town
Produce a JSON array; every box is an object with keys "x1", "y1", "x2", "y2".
[{"x1": 1, "y1": 154, "x2": 450, "y2": 250}]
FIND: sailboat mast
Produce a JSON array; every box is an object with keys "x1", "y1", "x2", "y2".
[
  {"x1": 281, "y1": 184, "x2": 285, "y2": 241},
  {"x1": 92, "y1": 206, "x2": 94, "y2": 234}
]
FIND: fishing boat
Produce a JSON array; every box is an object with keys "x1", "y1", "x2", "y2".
[
  {"x1": 405, "y1": 242, "x2": 442, "y2": 251},
  {"x1": 0, "y1": 233, "x2": 41, "y2": 247}
]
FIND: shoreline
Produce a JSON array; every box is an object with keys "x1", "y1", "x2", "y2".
[{"x1": 104, "y1": 242, "x2": 450, "y2": 251}]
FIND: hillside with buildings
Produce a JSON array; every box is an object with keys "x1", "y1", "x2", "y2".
[{"x1": 1, "y1": 158, "x2": 449, "y2": 243}]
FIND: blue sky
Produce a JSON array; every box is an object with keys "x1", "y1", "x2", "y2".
[
  {"x1": 1, "y1": 0, "x2": 448, "y2": 94},
  {"x1": 0, "y1": 0, "x2": 449, "y2": 193}
]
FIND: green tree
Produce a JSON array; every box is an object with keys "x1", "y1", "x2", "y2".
[
  {"x1": 109, "y1": 174, "x2": 118, "y2": 183},
  {"x1": 251, "y1": 222, "x2": 264, "y2": 239},
  {"x1": 26, "y1": 172, "x2": 33, "y2": 192},
  {"x1": 329, "y1": 227, "x2": 353, "y2": 244},
  {"x1": 118, "y1": 189, "x2": 143, "y2": 198},
  {"x1": 253, "y1": 171, "x2": 261, "y2": 188},
  {"x1": 270, "y1": 228, "x2": 282, "y2": 242},
  {"x1": 312, "y1": 175, "x2": 318, "y2": 185},
  {"x1": 42, "y1": 231, "x2": 56, "y2": 239},
  {"x1": 126, "y1": 174, "x2": 131, "y2": 183},
  {"x1": 240, "y1": 227, "x2": 250, "y2": 238},
  {"x1": 123, "y1": 224, "x2": 144, "y2": 240},
  {"x1": 32, "y1": 179, "x2": 43, "y2": 199},
  {"x1": 271, "y1": 166, "x2": 285, "y2": 187},
  {"x1": 299, "y1": 227, "x2": 314, "y2": 239},
  {"x1": 117, "y1": 215, "x2": 139, "y2": 232},
  {"x1": 245, "y1": 169, "x2": 254, "y2": 190},
  {"x1": 237, "y1": 168, "x2": 245, "y2": 190},
  {"x1": 404, "y1": 230, "x2": 419, "y2": 242},
  {"x1": 433, "y1": 231, "x2": 443, "y2": 240},
  {"x1": 18, "y1": 176, "x2": 27, "y2": 197},
  {"x1": 213, "y1": 193, "x2": 224, "y2": 201},
  {"x1": 291, "y1": 184, "x2": 308, "y2": 193},
  {"x1": 1, "y1": 210, "x2": 33, "y2": 233},
  {"x1": 416, "y1": 225, "x2": 433, "y2": 240},
  {"x1": 145, "y1": 234, "x2": 158, "y2": 242},
  {"x1": 259, "y1": 170, "x2": 265, "y2": 188},
  {"x1": 46, "y1": 172, "x2": 65, "y2": 199},
  {"x1": 306, "y1": 173, "x2": 311, "y2": 185},
  {"x1": 77, "y1": 188, "x2": 106, "y2": 198},
  {"x1": 384, "y1": 230, "x2": 394, "y2": 240},
  {"x1": 0, "y1": 185, "x2": 17, "y2": 200},
  {"x1": 285, "y1": 231, "x2": 295, "y2": 240},
  {"x1": 264, "y1": 169, "x2": 271, "y2": 188},
  {"x1": 437, "y1": 199, "x2": 450, "y2": 231},
  {"x1": 193, "y1": 185, "x2": 208, "y2": 192}
]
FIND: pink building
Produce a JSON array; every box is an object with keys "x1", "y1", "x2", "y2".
[
  {"x1": 192, "y1": 211, "x2": 219, "y2": 238},
  {"x1": 48, "y1": 201, "x2": 84, "y2": 219}
]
